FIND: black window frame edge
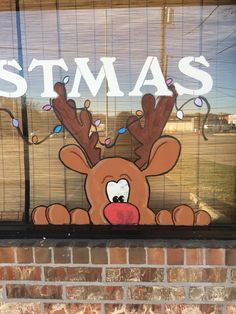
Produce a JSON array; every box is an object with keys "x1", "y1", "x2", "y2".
[{"x1": 0, "y1": 223, "x2": 235, "y2": 240}]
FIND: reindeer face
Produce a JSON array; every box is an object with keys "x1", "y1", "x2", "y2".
[
  {"x1": 86, "y1": 157, "x2": 149, "y2": 225},
  {"x1": 59, "y1": 136, "x2": 181, "y2": 225}
]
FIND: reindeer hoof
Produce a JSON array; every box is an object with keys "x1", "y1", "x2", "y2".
[
  {"x1": 71, "y1": 209, "x2": 90, "y2": 224},
  {"x1": 46, "y1": 203, "x2": 71, "y2": 225},
  {"x1": 172, "y1": 205, "x2": 194, "y2": 226},
  {"x1": 195, "y1": 210, "x2": 211, "y2": 225},
  {"x1": 156, "y1": 209, "x2": 173, "y2": 225},
  {"x1": 156, "y1": 205, "x2": 211, "y2": 226},
  {"x1": 31, "y1": 206, "x2": 48, "y2": 225}
]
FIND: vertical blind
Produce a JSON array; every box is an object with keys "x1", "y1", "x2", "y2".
[{"x1": 0, "y1": 0, "x2": 235, "y2": 223}]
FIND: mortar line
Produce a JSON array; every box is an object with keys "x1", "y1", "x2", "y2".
[
  {"x1": 2, "y1": 298, "x2": 232, "y2": 305},
  {"x1": 88, "y1": 246, "x2": 92, "y2": 264},
  {"x1": 2, "y1": 282, "x2": 7, "y2": 301},
  {"x1": 163, "y1": 302, "x2": 166, "y2": 314},
  {"x1": 69, "y1": 247, "x2": 72, "y2": 265},
  {"x1": 32, "y1": 247, "x2": 36, "y2": 264},
  {"x1": 183, "y1": 248, "x2": 187, "y2": 265},
  {"x1": 101, "y1": 302, "x2": 105, "y2": 314},
  {"x1": 126, "y1": 246, "x2": 129, "y2": 265},
  {"x1": 41, "y1": 265, "x2": 45, "y2": 282},
  {"x1": 0, "y1": 262, "x2": 232, "y2": 269},
  {"x1": 41, "y1": 302, "x2": 44, "y2": 314},
  {"x1": 164, "y1": 248, "x2": 167, "y2": 283},
  {"x1": 13, "y1": 247, "x2": 17, "y2": 264},
  {"x1": 226, "y1": 263, "x2": 232, "y2": 284},
  {"x1": 223, "y1": 304, "x2": 227, "y2": 314},
  {"x1": 184, "y1": 285, "x2": 189, "y2": 304},
  {"x1": 203, "y1": 247, "x2": 206, "y2": 265},
  {"x1": 51, "y1": 247, "x2": 55, "y2": 264},
  {"x1": 124, "y1": 285, "x2": 128, "y2": 301},
  {"x1": 2, "y1": 280, "x2": 233, "y2": 287},
  {"x1": 102, "y1": 265, "x2": 106, "y2": 283},
  {"x1": 144, "y1": 246, "x2": 148, "y2": 264},
  {"x1": 62, "y1": 285, "x2": 67, "y2": 301}
]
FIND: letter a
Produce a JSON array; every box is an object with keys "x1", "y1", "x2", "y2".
[{"x1": 129, "y1": 57, "x2": 172, "y2": 96}]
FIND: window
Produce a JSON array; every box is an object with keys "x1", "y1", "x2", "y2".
[{"x1": 0, "y1": 0, "x2": 235, "y2": 237}]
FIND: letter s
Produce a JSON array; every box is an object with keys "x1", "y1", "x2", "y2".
[
  {"x1": 175, "y1": 56, "x2": 213, "y2": 96},
  {"x1": 0, "y1": 59, "x2": 27, "y2": 98}
]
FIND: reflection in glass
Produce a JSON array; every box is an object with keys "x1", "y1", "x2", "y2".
[{"x1": 0, "y1": 1, "x2": 235, "y2": 223}]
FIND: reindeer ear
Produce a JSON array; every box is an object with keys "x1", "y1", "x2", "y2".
[
  {"x1": 143, "y1": 137, "x2": 181, "y2": 177},
  {"x1": 59, "y1": 145, "x2": 91, "y2": 174}
]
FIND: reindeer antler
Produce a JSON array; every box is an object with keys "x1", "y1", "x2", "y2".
[
  {"x1": 127, "y1": 86, "x2": 177, "y2": 169},
  {"x1": 52, "y1": 82, "x2": 101, "y2": 166}
]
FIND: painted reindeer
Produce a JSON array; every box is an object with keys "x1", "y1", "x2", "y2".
[{"x1": 32, "y1": 82, "x2": 211, "y2": 226}]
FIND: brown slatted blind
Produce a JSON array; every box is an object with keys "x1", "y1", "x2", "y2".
[{"x1": 0, "y1": 0, "x2": 235, "y2": 222}]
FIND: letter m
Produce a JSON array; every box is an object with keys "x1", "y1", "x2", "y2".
[{"x1": 68, "y1": 57, "x2": 124, "y2": 97}]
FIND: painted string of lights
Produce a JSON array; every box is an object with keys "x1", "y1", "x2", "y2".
[
  {"x1": 0, "y1": 106, "x2": 63, "y2": 145},
  {"x1": 0, "y1": 76, "x2": 211, "y2": 147},
  {"x1": 166, "y1": 78, "x2": 211, "y2": 141}
]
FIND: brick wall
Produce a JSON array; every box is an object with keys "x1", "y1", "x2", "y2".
[{"x1": 0, "y1": 240, "x2": 235, "y2": 314}]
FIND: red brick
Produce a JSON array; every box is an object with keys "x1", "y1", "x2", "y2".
[
  {"x1": 186, "y1": 248, "x2": 204, "y2": 265},
  {"x1": 0, "y1": 302, "x2": 41, "y2": 314},
  {"x1": 167, "y1": 248, "x2": 184, "y2": 265},
  {"x1": 206, "y1": 249, "x2": 225, "y2": 265},
  {"x1": 227, "y1": 305, "x2": 236, "y2": 314},
  {"x1": 128, "y1": 285, "x2": 185, "y2": 301},
  {"x1": 105, "y1": 304, "x2": 161, "y2": 314},
  {"x1": 165, "y1": 304, "x2": 223, "y2": 314},
  {"x1": 129, "y1": 247, "x2": 146, "y2": 264},
  {"x1": 147, "y1": 248, "x2": 164, "y2": 264},
  {"x1": 106, "y1": 267, "x2": 164, "y2": 282},
  {"x1": 44, "y1": 267, "x2": 102, "y2": 282},
  {"x1": 6, "y1": 284, "x2": 62, "y2": 299},
  {"x1": 35, "y1": 247, "x2": 52, "y2": 263},
  {"x1": 44, "y1": 303, "x2": 101, "y2": 314},
  {"x1": 206, "y1": 287, "x2": 226, "y2": 301},
  {"x1": 2, "y1": 266, "x2": 41, "y2": 281},
  {"x1": 189, "y1": 286, "x2": 205, "y2": 301},
  {"x1": 0, "y1": 269, "x2": 4, "y2": 280},
  {"x1": 226, "y1": 249, "x2": 236, "y2": 265},
  {"x1": 0, "y1": 247, "x2": 15, "y2": 263},
  {"x1": 91, "y1": 245, "x2": 108, "y2": 264},
  {"x1": 66, "y1": 286, "x2": 124, "y2": 300},
  {"x1": 53, "y1": 247, "x2": 71, "y2": 264},
  {"x1": 167, "y1": 267, "x2": 227, "y2": 282},
  {"x1": 128, "y1": 247, "x2": 146, "y2": 264},
  {"x1": 225, "y1": 287, "x2": 236, "y2": 301},
  {"x1": 190, "y1": 287, "x2": 229, "y2": 302},
  {"x1": 16, "y1": 247, "x2": 33, "y2": 263},
  {"x1": 110, "y1": 247, "x2": 127, "y2": 264},
  {"x1": 73, "y1": 247, "x2": 89, "y2": 264}
]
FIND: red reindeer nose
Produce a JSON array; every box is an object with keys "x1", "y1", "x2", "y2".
[{"x1": 104, "y1": 203, "x2": 139, "y2": 225}]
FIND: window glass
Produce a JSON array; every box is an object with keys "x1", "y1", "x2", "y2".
[{"x1": 0, "y1": 1, "x2": 235, "y2": 223}]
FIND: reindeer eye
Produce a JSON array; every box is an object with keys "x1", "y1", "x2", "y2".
[
  {"x1": 112, "y1": 196, "x2": 119, "y2": 203},
  {"x1": 106, "y1": 179, "x2": 130, "y2": 203},
  {"x1": 118, "y1": 196, "x2": 125, "y2": 203}
]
